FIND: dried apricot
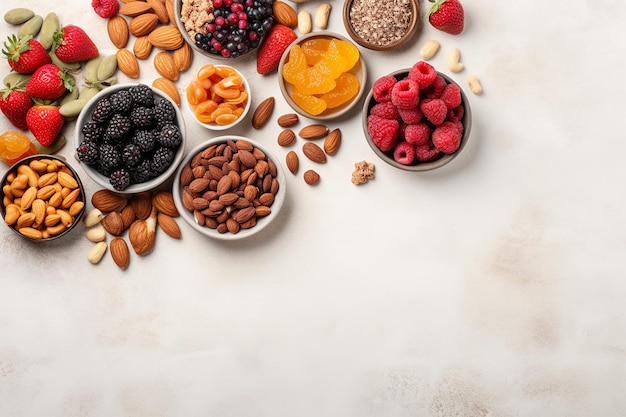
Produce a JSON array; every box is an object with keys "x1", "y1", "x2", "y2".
[
  {"x1": 301, "y1": 38, "x2": 331, "y2": 66},
  {"x1": 295, "y1": 66, "x2": 336, "y2": 95},
  {"x1": 320, "y1": 72, "x2": 360, "y2": 109},
  {"x1": 282, "y1": 45, "x2": 308, "y2": 85},
  {"x1": 291, "y1": 88, "x2": 327, "y2": 116}
]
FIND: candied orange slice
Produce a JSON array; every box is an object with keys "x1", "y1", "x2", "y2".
[
  {"x1": 282, "y1": 44, "x2": 308, "y2": 85},
  {"x1": 301, "y1": 38, "x2": 331, "y2": 66},
  {"x1": 320, "y1": 72, "x2": 360, "y2": 109},
  {"x1": 292, "y1": 87, "x2": 327, "y2": 116},
  {"x1": 333, "y1": 39, "x2": 360, "y2": 72},
  {"x1": 321, "y1": 40, "x2": 349, "y2": 77},
  {"x1": 294, "y1": 66, "x2": 336, "y2": 95}
]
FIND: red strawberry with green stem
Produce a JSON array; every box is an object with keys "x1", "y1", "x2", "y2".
[
  {"x1": 256, "y1": 24, "x2": 297, "y2": 75},
  {"x1": 427, "y1": 0, "x2": 465, "y2": 35},
  {"x1": 25, "y1": 105, "x2": 64, "y2": 147},
  {"x1": 0, "y1": 87, "x2": 33, "y2": 130},
  {"x1": 25, "y1": 63, "x2": 72, "y2": 100},
  {"x1": 1, "y1": 35, "x2": 52, "y2": 74},
  {"x1": 52, "y1": 25, "x2": 99, "y2": 63}
]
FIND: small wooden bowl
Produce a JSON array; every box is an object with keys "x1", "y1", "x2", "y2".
[{"x1": 343, "y1": 0, "x2": 419, "y2": 51}]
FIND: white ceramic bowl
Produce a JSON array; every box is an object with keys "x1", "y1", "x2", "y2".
[
  {"x1": 277, "y1": 31, "x2": 367, "y2": 121},
  {"x1": 74, "y1": 83, "x2": 186, "y2": 193},
  {"x1": 183, "y1": 64, "x2": 251, "y2": 131},
  {"x1": 173, "y1": 136, "x2": 286, "y2": 240}
]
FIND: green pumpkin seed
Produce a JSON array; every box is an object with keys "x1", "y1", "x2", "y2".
[
  {"x1": 4, "y1": 8, "x2": 34, "y2": 25},
  {"x1": 60, "y1": 88, "x2": 80, "y2": 106},
  {"x1": 17, "y1": 15, "x2": 43, "y2": 38},
  {"x1": 60, "y1": 99, "x2": 89, "y2": 118},
  {"x1": 84, "y1": 56, "x2": 103, "y2": 83},
  {"x1": 96, "y1": 55, "x2": 118, "y2": 81},
  {"x1": 50, "y1": 52, "x2": 81, "y2": 71},
  {"x1": 36, "y1": 135, "x2": 66, "y2": 155},
  {"x1": 78, "y1": 87, "x2": 101, "y2": 101},
  {"x1": 39, "y1": 12, "x2": 60, "y2": 50},
  {"x1": 3, "y1": 73, "x2": 31, "y2": 89}
]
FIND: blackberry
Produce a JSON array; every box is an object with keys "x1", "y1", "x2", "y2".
[
  {"x1": 91, "y1": 97, "x2": 114, "y2": 123},
  {"x1": 98, "y1": 143, "x2": 121, "y2": 174},
  {"x1": 153, "y1": 98, "x2": 176, "y2": 127},
  {"x1": 109, "y1": 168, "x2": 131, "y2": 191},
  {"x1": 132, "y1": 129, "x2": 156, "y2": 153},
  {"x1": 157, "y1": 123, "x2": 182, "y2": 148},
  {"x1": 130, "y1": 158, "x2": 152, "y2": 184},
  {"x1": 131, "y1": 106, "x2": 155, "y2": 128},
  {"x1": 150, "y1": 146, "x2": 174, "y2": 177},
  {"x1": 122, "y1": 143, "x2": 142, "y2": 167},
  {"x1": 129, "y1": 83, "x2": 154, "y2": 107},
  {"x1": 110, "y1": 89, "x2": 134, "y2": 114},
  {"x1": 81, "y1": 120, "x2": 104, "y2": 142},
  {"x1": 105, "y1": 113, "x2": 133, "y2": 141},
  {"x1": 76, "y1": 140, "x2": 100, "y2": 164}
]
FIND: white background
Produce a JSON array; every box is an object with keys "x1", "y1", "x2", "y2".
[{"x1": 1, "y1": 0, "x2": 625, "y2": 416}]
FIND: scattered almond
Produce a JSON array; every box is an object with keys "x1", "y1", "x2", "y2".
[
  {"x1": 91, "y1": 189, "x2": 127, "y2": 213},
  {"x1": 129, "y1": 192, "x2": 152, "y2": 220},
  {"x1": 110, "y1": 237, "x2": 130, "y2": 270},
  {"x1": 133, "y1": 35, "x2": 153, "y2": 60},
  {"x1": 148, "y1": 25, "x2": 184, "y2": 50},
  {"x1": 157, "y1": 213, "x2": 181, "y2": 239},
  {"x1": 323, "y1": 128, "x2": 341, "y2": 155},
  {"x1": 173, "y1": 42, "x2": 192, "y2": 71},
  {"x1": 119, "y1": 2, "x2": 153, "y2": 17},
  {"x1": 151, "y1": 191, "x2": 179, "y2": 217},
  {"x1": 116, "y1": 48, "x2": 140, "y2": 79},
  {"x1": 299, "y1": 124, "x2": 329, "y2": 140},
  {"x1": 302, "y1": 142, "x2": 327, "y2": 163},
  {"x1": 251, "y1": 96, "x2": 275, "y2": 129},
  {"x1": 146, "y1": 0, "x2": 169, "y2": 24},
  {"x1": 285, "y1": 150, "x2": 299, "y2": 174},
  {"x1": 273, "y1": 1, "x2": 298, "y2": 28},
  {"x1": 277, "y1": 129, "x2": 296, "y2": 147},
  {"x1": 303, "y1": 169, "x2": 320, "y2": 185},
  {"x1": 128, "y1": 208, "x2": 157, "y2": 255},
  {"x1": 87, "y1": 241, "x2": 108, "y2": 264},
  {"x1": 129, "y1": 13, "x2": 160, "y2": 37},
  {"x1": 277, "y1": 113, "x2": 298, "y2": 127},
  {"x1": 152, "y1": 77, "x2": 180, "y2": 106},
  {"x1": 154, "y1": 51, "x2": 179, "y2": 81},
  {"x1": 101, "y1": 211, "x2": 125, "y2": 236},
  {"x1": 107, "y1": 15, "x2": 130, "y2": 49}
]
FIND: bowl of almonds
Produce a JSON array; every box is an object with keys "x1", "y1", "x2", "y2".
[
  {"x1": 1, "y1": 154, "x2": 86, "y2": 242},
  {"x1": 173, "y1": 135, "x2": 286, "y2": 240}
]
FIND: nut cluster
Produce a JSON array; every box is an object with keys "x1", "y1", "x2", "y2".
[{"x1": 179, "y1": 139, "x2": 279, "y2": 235}]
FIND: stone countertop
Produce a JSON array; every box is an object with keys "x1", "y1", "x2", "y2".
[{"x1": 1, "y1": 0, "x2": 625, "y2": 415}]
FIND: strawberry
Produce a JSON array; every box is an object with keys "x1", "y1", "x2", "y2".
[
  {"x1": 52, "y1": 25, "x2": 99, "y2": 63},
  {"x1": 1, "y1": 35, "x2": 52, "y2": 74},
  {"x1": 25, "y1": 63, "x2": 71, "y2": 100},
  {"x1": 427, "y1": 0, "x2": 465, "y2": 35},
  {"x1": 0, "y1": 88, "x2": 33, "y2": 130},
  {"x1": 256, "y1": 24, "x2": 297, "y2": 75},
  {"x1": 25, "y1": 105, "x2": 64, "y2": 147}
]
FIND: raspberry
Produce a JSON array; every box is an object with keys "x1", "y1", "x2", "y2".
[
  {"x1": 425, "y1": 75, "x2": 447, "y2": 98},
  {"x1": 370, "y1": 102, "x2": 399, "y2": 120},
  {"x1": 440, "y1": 83, "x2": 462, "y2": 109},
  {"x1": 404, "y1": 122, "x2": 431, "y2": 146},
  {"x1": 415, "y1": 143, "x2": 441, "y2": 162},
  {"x1": 391, "y1": 79, "x2": 420, "y2": 110},
  {"x1": 91, "y1": 0, "x2": 119, "y2": 19},
  {"x1": 432, "y1": 121, "x2": 462, "y2": 154},
  {"x1": 408, "y1": 61, "x2": 437, "y2": 88},
  {"x1": 367, "y1": 115, "x2": 399, "y2": 152},
  {"x1": 451, "y1": 104, "x2": 464, "y2": 121},
  {"x1": 372, "y1": 75, "x2": 397, "y2": 103},
  {"x1": 420, "y1": 98, "x2": 448, "y2": 125},
  {"x1": 393, "y1": 141, "x2": 415, "y2": 166},
  {"x1": 398, "y1": 106, "x2": 423, "y2": 124}
]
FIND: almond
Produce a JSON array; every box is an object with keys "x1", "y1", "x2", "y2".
[
  {"x1": 277, "y1": 129, "x2": 296, "y2": 147},
  {"x1": 273, "y1": 1, "x2": 298, "y2": 27},
  {"x1": 323, "y1": 128, "x2": 341, "y2": 155},
  {"x1": 146, "y1": 0, "x2": 169, "y2": 23},
  {"x1": 302, "y1": 142, "x2": 327, "y2": 163},
  {"x1": 107, "y1": 16, "x2": 130, "y2": 49},
  {"x1": 129, "y1": 208, "x2": 156, "y2": 255},
  {"x1": 120, "y1": 204, "x2": 136, "y2": 230},
  {"x1": 303, "y1": 169, "x2": 320, "y2": 185},
  {"x1": 299, "y1": 124, "x2": 329, "y2": 140},
  {"x1": 165, "y1": 0, "x2": 176, "y2": 23},
  {"x1": 251, "y1": 96, "x2": 274, "y2": 129},
  {"x1": 148, "y1": 25, "x2": 184, "y2": 50},
  {"x1": 110, "y1": 237, "x2": 130, "y2": 270},
  {"x1": 216, "y1": 175, "x2": 233, "y2": 195},
  {"x1": 232, "y1": 206, "x2": 256, "y2": 224},
  {"x1": 153, "y1": 51, "x2": 179, "y2": 81},
  {"x1": 129, "y1": 192, "x2": 152, "y2": 220},
  {"x1": 152, "y1": 77, "x2": 180, "y2": 106},
  {"x1": 277, "y1": 113, "x2": 298, "y2": 127},
  {"x1": 172, "y1": 42, "x2": 192, "y2": 71},
  {"x1": 116, "y1": 48, "x2": 140, "y2": 79},
  {"x1": 101, "y1": 211, "x2": 124, "y2": 236},
  {"x1": 152, "y1": 191, "x2": 179, "y2": 217},
  {"x1": 157, "y1": 213, "x2": 181, "y2": 239},
  {"x1": 119, "y1": 1, "x2": 153, "y2": 17},
  {"x1": 87, "y1": 241, "x2": 108, "y2": 264},
  {"x1": 129, "y1": 13, "x2": 159, "y2": 37},
  {"x1": 91, "y1": 189, "x2": 127, "y2": 213},
  {"x1": 133, "y1": 35, "x2": 153, "y2": 60},
  {"x1": 285, "y1": 150, "x2": 299, "y2": 174}
]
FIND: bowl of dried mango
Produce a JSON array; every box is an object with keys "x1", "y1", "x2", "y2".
[{"x1": 277, "y1": 31, "x2": 367, "y2": 121}]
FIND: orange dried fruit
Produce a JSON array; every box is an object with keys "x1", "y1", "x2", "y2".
[
  {"x1": 333, "y1": 39, "x2": 360, "y2": 72},
  {"x1": 282, "y1": 44, "x2": 308, "y2": 85},
  {"x1": 320, "y1": 72, "x2": 360, "y2": 109},
  {"x1": 301, "y1": 38, "x2": 331, "y2": 66},
  {"x1": 291, "y1": 88, "x2": 327, "y2": 116}
]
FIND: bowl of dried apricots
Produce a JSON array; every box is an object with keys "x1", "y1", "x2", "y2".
[
  {"x1": 184, "y1": 63, "x2": 251, "y2": 131},
  {"x1": 277, "y1": 31, "x2": 367, "y2": 121}
]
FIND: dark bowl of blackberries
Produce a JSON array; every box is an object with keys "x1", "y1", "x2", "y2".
[
  {"x1": 74, "y1": 83, "x2": 186, "y2": 193},
  {"x1": 174, "y1": 0, "x2": 275, "y2": 59}
]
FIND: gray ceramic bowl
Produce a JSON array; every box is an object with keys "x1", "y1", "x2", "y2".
[
  {"x1": 362, "y1": 70, "x2": 471, "y2": 171},
  {"x1": 173, "y1": 135, "x2": 286, "y2": 240},
  {"x1": 277, "y1": 31, "x2": 367, "y2": 121},
  {"x1": 74, "y1": 83, "x2": 186, "y2": 193},
  {"x1": 0, "y1": 154, "x2": 86, "y2": 242}
]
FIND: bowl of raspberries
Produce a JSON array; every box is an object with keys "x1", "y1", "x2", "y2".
[
  {"x1": 362, "y1": 61, "x2": 471, "y2": 171},
  {"x1": 75, "y1": 83, "x2": 185, "y2": 192}
]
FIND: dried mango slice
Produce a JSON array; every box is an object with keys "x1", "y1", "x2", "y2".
[
  {"x1": 333, "y1": 39, "x2": 360, "y2": 72},
  {"x1": 282, "y1": 44, "x2": 308, "y2": 85},
  {"x1": 294, "y1": 66, "x2": 336, "y2": 95},
  {"x1": 320, "y1": 72, "x2": 360, "y2": 109},
  {"x1": 301, "y1": 38, "x2": 331, "y2": 66},
  {"x1": 291, "y1": 87, "x2": 327, "y2": 116}
]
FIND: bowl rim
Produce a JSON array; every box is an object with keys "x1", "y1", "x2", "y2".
[
  {"x1": 172, "y1": 135, "x2": 286, "y2": 241},
  {"x1": 0, "y1": 153, "x2": 86, "y2": 242},
  {"x1": 362, "y1": 69, "x2": 472, "y2": 172},
  {"x1": 342, "y1": 0, "x2": 419, "y2": 51},
  {"x1": 183, "y1": 64, "x2": 252, "y2": 131},
  {"x1": 74, "y1": 82, "x2": 186, "y2": 194},
  {"x1": 277, "y1": 30, "x2": 368, "y2": 121}
]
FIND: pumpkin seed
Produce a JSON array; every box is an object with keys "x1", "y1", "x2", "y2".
[
  {"x1": 60, "y1": 99, "x2": 89, "y2": 118},
  {"x1": 3, "y1": 73, "x2": 31, "y2": 89},
  {"x1": 84, "y1": 56, "x2": 103, "y2": 83},
  {"x1": 96, "y1": 55, "x2": 118, "y2": 81},
  {"x1": 39, "y1": 12, "x2": 60, "y2": 50},
  {"x1": 4, "y1": 8, "x2": 34, "y2": 25},
  {"x1": 17, "y1": 15, "x2": 43, "y2": 38}
]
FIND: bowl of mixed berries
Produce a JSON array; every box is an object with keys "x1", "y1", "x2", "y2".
[
  {"x1": 74, "y1": 83, "x2": 185, "y2": 193},
  {"x1": 175, "y1": 0, "x2": 275, "y2": 59},
  {"x1": 362, "y1": 61, "x2": 471, "y2": 171}
]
